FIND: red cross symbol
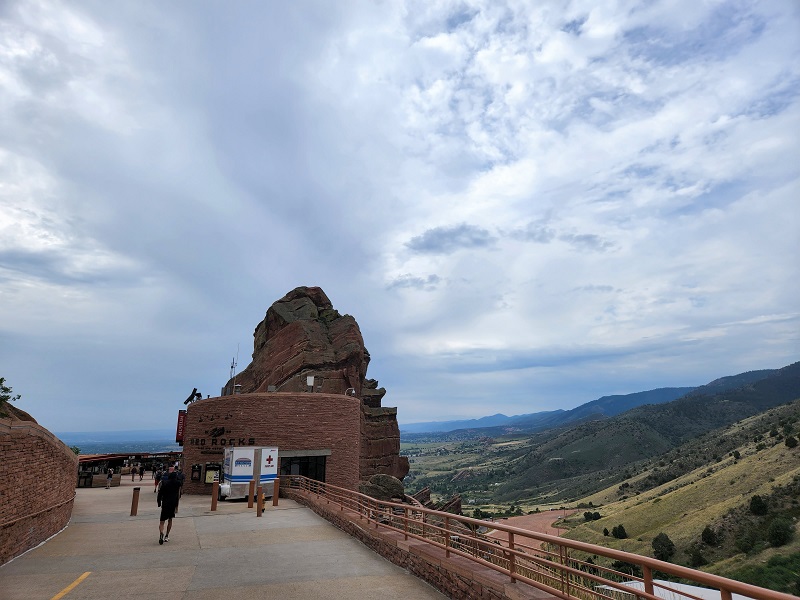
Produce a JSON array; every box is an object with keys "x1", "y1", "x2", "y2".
[{"x1": 265, "y1": 455, "x2": 274, "y2": 466}]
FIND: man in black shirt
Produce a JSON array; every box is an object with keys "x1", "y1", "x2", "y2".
[{"x1": 157, "y1": 470, "x2": 180, "y2": 545}]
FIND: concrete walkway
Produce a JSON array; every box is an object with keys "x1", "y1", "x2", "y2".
[{"x1": 0, "y1": 477, "x2": 445, "y2": 600}]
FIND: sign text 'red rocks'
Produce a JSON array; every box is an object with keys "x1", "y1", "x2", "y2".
[{"x1": 187, "y1": 437, "x2": 256, "y2": 447}]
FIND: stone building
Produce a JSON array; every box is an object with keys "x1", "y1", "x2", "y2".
[{"x1": 181, "y1": 286, "x2": 409, "y2": 495}]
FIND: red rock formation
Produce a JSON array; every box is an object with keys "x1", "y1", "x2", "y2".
[{"x1": 222, "y1": 286, "x2": 409, "y2": 481}]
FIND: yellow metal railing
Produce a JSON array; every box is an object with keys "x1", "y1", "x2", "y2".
[{"x1": 283, "y1": 476, "x2": 794, "y2": 600}]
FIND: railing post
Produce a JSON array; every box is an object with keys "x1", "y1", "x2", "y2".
[
  {"x1": 445, "y1": 516, "x2": 451, "y2": 558},
  {"x1": 248, "y1": 480, "x2": 255, "y2": 508},
  {"x1": 643, "y1": 564, "x2": 654, "y2": 597},
  {"x1": 508, "y1": 532, "x2": 516, "y2": 583},
  {"x1": 130, "y1": 487, "x2": 140, "y2": 516},
  {"x1": 272, "y1": 479, "x2": 280, "y2": 506},
  {"x1": 404, "y1": 507, "x2": 408, "y2": 540},
  {"x1": 720, "y1": 589, "x2": 732, "y2": 600},
  {"x1": 256, "y1": 485, "x2": 263, "y2": 516},
  {"x1": 211, "y1": 481, "x2": 219, "y2": 511}
]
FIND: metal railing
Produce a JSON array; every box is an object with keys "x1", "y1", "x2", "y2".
[{"x1": 284, "y1": 476, "x2": 794, "y2": 600}]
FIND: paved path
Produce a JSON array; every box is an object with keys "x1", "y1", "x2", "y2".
[{"x1": 0, "y1": 478, "x2": 445, "y2": 600}]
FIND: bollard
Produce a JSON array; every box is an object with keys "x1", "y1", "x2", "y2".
[
  {"x1": 272, "y1": 478, "x2": 280, "y2": 506},
  {"x1": 130, "y1": 487, "x2": 140, "y2": 516},
  {"x1": 211, "y1": 481, "x2": 219, "y2": 511},
  {"x1": 248, "y1": 480, "x2": 256, "y2": 508},
  {"x1": 256, "y1": 485, "x2": 263, "y2": 516}
]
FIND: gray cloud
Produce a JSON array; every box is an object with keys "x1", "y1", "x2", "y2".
[
  {"x1": 559, "y1": 233, "x2": 615, "y2": 252},
  {"x1": 387, "y1": 274, "x2": 441, "y2": 291},
  {"x1": 509, "y1": 222, "x2": 557, "y2": 243},
  {"x1": 406, "y1": 224, "x2": 496, "y2": 255}
]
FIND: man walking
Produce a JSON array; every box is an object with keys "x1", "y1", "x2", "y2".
[{"x1": 157, "y1": 468, "x2": 180, "y2": 545}]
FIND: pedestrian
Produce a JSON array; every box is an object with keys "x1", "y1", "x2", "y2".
[
  {"x1": 139, "y1": 464, "x2": 144, "y2": 481},
  {"x1": 174, "y1": 466, "x2": 185, "y2": 514},
  {"x1": 153, "y1": 467, "x2": 162, "y2": 492},
  {"x1": 106, "y1": 467, "x2": 113, "y2": 489},
  {"x1": 131, "y1": 466, "x2": 137, "y2": 482},
  {"x1": 157, "y1": 470, "x2": 180, "y2": 545}
]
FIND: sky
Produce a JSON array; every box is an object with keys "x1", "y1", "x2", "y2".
[{"x1": 1, "y1": 1, "x2": 798, "y2": 434}]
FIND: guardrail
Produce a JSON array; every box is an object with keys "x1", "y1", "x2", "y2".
[{"x1": 284, "y1": 476, "x2": 793, "y2": 600}]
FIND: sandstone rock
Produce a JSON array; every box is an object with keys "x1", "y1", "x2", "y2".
[
  {"x1": 359, "y1": 473, "x2": 405, "y2": 501},
  {"x1": 222, "y1": 286, "x2": 409, "y2": 482},
  {"x1": 224, "y1": 287, "x2": 370, "y2": 397}
]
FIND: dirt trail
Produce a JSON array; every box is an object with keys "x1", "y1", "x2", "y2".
[{"x1": 485, "y1": 509, "x2": 578, "y2": 543}]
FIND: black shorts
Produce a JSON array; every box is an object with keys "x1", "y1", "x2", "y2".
[{"x1": 160, "y1": 505, "x2": 176, "y2": 521}]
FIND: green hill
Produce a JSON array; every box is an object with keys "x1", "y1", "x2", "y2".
[
  {"x1": 560, "y1": 399, "x2": 800, "y2": 594},
  {"x1": 490, "y1": 362, "x2": 800, "y2": 502}
]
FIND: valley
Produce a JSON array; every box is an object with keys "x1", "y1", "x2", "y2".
[{"x1": 401, "y1": 362, "x2": 800, "y2": 593}]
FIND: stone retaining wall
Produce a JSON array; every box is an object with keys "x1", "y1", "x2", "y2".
[
  {"x1": 284, "y1": 488, "x2": 554, "y2": 600},
  {"x1": 0, "y1": 418, "x2": 78, "y2": 565}
]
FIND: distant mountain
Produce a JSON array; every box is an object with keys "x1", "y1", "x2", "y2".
[
  {"x1": 493, "y1": 361, "x2": 800, "y2": 501},
  {"x1": 401, "y1": 387, "x2": 697, "y2": 439},
  {"x1": 401, "y1": 411, "x2": 563, "y2": 434},
  {"x1": 55, "y1": 429, "x2": 175, "y2": 444},
  {"x1": 507, "y1": 387, "x2": 696, "y2": 431}
]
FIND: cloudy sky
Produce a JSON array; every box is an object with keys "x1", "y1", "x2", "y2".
[{"x1": 1, "y1": 1, "x2": 798, "y2": 434}]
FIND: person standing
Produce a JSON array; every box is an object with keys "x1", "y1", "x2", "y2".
[
  {"x1": 106, "y1": 467, "x2": 113, "y2": 489},
  {"x1": 139, "y1": 465, "x2": 144, "y2": 481},
  {"x1": 157, "y1": 470, "x2": 180, "y2": 545},
  {"x1": 131, "y1": 466, "x2": 137, "y2": 482}
]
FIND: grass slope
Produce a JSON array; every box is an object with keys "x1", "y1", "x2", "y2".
[{"x1": 560, "y1": 400, "x2": 800, "y2": 593}]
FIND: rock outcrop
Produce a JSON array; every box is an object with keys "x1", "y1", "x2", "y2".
[{"x1": 222, "y1": 286, "x2": 409, "y2": 481}]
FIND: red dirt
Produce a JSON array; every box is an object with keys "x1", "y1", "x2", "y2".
[{"x1": 485, "y1": 509, "x2": 578, "y2": 543}]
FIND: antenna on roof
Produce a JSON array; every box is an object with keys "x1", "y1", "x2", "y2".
[{"x1": 229, "y1": 343, "x2": 240, "y2": 394}]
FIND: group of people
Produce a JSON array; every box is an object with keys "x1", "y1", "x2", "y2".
[{"x1": 154, "y1": 464, "x2": 184, "y2": 545}]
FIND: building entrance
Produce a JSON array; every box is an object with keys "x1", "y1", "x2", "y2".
[{"x1": 280, "y1": 455, "x2": 326, "y2": 482}]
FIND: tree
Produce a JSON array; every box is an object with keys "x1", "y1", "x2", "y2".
[
  {"x1": 611, "y1": 524, "x2": 628, "y2": 539},
  {"x1": 652, "y1": 532, "x2": 675, "y2": 561},
  {"x1": 767, "y1": 518, "x2": 794, "y2": 547},
  {"x1": 0, "y1": 377, "x2": 20, "y2": 405},
  {"x1": 701, "y1": 525, "x2": 718, "y2": 546},
  {"x1": 749, "y1": 495, "x2": 768, "y2": 516}
]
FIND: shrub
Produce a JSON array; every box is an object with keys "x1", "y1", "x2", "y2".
[
  {"x1": 611, "y1": 525, "x2": 628, "y2": 539},
  {"x1": 686, "y1": 543, "x2": 708, "y2": 567},
  {"x1": 701, "y1": 525, "x2": 718, "y2": 546},
  {"x1": 735, "y1": 528, "x2": 756, "y2": 553},
  {"x1": 785, "y1": 436, "x2": 798, "y2": 449},
  {"x1": 652, "y1": 532, "x2": 675, "y2": 561},
  {"x1": 603, "y1": 528, "x2": 609, "y2": 537},
  {"x1": 749, "y1": 495, "x2": 768, "y2": 515},
  {"x1": 767, "y1": 518, "x2": 794, "y2": 547}
]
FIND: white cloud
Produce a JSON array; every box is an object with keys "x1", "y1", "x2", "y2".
[{"x1": 0, "y1": 0, "x2": 797, "y2": 431}]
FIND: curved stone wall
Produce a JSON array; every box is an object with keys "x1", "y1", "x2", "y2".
[
  {"x1": 0, "y1": 418, "x2": 79, "y2": 565},
  {"x1": 181, "y1": 392, "x2": 362, "y2": 494}
]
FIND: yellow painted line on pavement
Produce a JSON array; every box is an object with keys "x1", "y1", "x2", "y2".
[{"x1": 51, "y1": 571, "x2": 91, "y2": 600}]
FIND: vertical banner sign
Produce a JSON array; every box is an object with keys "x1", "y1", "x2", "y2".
[{"x1": 176, "y1": 410, "x2": 186, "y2": 444}]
